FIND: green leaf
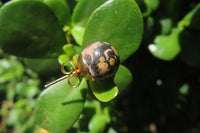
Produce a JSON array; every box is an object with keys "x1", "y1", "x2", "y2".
[
  {"x1": 43, "y1": 0, "x2": 71, "y2": 25},
  {"x1": 178, "y1": 3, "x2": 200, "y2": 30},
  {"x1": 34, "y1": 78, "x2": 87, "y2": 132},
  {"x1": 148, "y1": 28, "x2": 182, "y2": 60},
  {"x1": 63, "y1": 44, "x2": 76, "y2": 57},
  {"x1": 71, "y1": 0, "x2": 107, "y2": 45},
  {"x1": 15, "y1": 79, "x2": 40, "y2": 98},
  {"x1": 71, "y1": 26, "x2": 85, "y2": 45},
  {"x1": 143, "y1": 0, "x2": 159, "y2": 16},
  {"x1": 148, "y1": 4, "x2": 200, "y2": 61},
  {"x1": 71, "y1": 54, "x2": 79, "y2": 67},
  {"x1": 178, "y1": 4, "x2": 200, "y2": 66},
  {"x1": 114, "y1": 65, "x2": 132, "y2": 93},
  {"x1": 89, "y1": 78, "x2": 118, "y2": 102},
  {"x1": 0, "y1": 58, "x2": 24, "y2": 83},
  {"x1": 0, "y1": 0, "x2": 66, "y2": 58},
  {"x1": 7, "y1": 108, "x2": 23, "y2": 126},
  {"x1": 72, "y1": 0, "x2": 107, "y2": 26},
  {"x1": 58, "y1": 54, "x2": 71, "y2": 64},
  {"x1": 159, "y1": 18, "x2": 172, "y2": 35},
  {"x1": 82, "y1": 0, "x2": 143, "y2": 62},
  {"x1": 88, "y1": 113, "x2": 109, "y2": 133},
  {"x1": 144, "y1": 0, "x2": 159, "y2": 11},
  {"x1": 179, "y1": 83, "x2": 189, "y2": 95}
]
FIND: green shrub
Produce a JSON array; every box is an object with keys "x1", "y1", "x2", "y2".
[{"x1": 0, "y1": 0, "x2": 199, "y2": 132}]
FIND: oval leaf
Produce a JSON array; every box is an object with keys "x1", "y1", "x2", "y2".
[
  {"x1": 0, "y1": 0, "x2": 66, "y2": 58},
  {"x1": 89, "y1": 78, "x2": 118, "y2": 102},
  {"x1": 82, "y1": 0, "x2": 143, "y2": 62},
  {"x1": 34, "y1": 78, "x2": 87, "y2": 132}
]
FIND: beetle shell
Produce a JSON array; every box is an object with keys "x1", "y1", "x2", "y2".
[{"x1": 78, "y1": 41, "x2": 120, "y2": 80}]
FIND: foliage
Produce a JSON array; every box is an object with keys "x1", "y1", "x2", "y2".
[
  {"x1": 0, "y1": 55, "x2": 40, "y2": 133},
  {"x1": 0, "y1": 0, "x2": 141, "y2": 132},
  {"x1": 0, "y1": 0, "x2": 200, "y2": 133}
]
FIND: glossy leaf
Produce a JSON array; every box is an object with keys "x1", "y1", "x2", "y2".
[
  {"x1": 114, "y1": 65, "x2": 132, "y2": 93},
  {"x1": 148, "y1": 28, "x2": 182, "y2": 60},
  {"x1": 44, "y1": 0, "x2": 71, "y2": 25},
  {"x1": 71, "y1": 0, "x2": 107, "y2": 45},
  {"x1": 34, "y1": 78, "x2": 87, "y2": 132},
  {"x1": 82, "y1": 0, "x2": 143, "y2": 62},
  {"x1": 0, "y1": 0, "x2": 66, "y2": 58},
  {"x1": 89, "y1": 78, "x2": 118, "y2": 102}
]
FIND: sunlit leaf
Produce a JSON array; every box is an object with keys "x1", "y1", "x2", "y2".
[
  {"x1": 34, "y1": 78, "x2": 87, "y2": 132},
  {"x1": 89, "y1": 78, "x2": 118, "y2": 102},
  {"x1": 82, "y1": 0, "x2": 143, "y2": 62}
]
